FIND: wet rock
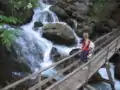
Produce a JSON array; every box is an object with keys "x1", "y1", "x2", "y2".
[
  {"x1": 69, "y1": 48, "x2": 80, "y2": 59},
  {"x1": 50, "y1": 47, "x2": 61, "y2": 62},
  {"x1": 50, "y1": 5, "x2": 69, "y2": 20},
  {"x1": 34, "y1": 21, "x2": 43, "y2": 28},
  {"x1": 42, "y1": 0, "x2": 57, "y2": 4},
  {"x1": 50, "y1": 0, "x2": 89, "y2": 27},
  {"x1": 93, "y1": 21, "x2": 112, "y2": 34},
  {"x1": 0, "y1": 43, "x2": 31, "y2": 87},
  {"x1": 114, "y1": 62, "x2": 120, "y2": 80},
  {"x1": 72, "y1": 12, "x2": 86, "y2": 22},
  {"x1": 65, "y1": 19, "x2": 78, "y2": 30},
  {"x1": 109, "y1": 53, "x2": 120, "y2": 64},
  {"x1": 43, "y1": 23, "x2": 76, "y2": 45},
  {"x1": 88, "y1": 72, "x2": 109, "y2": 83},
  {"x1": 109, "y1": 51, "x2": 120, "y2": 80},
  {"x1": 110, "y1": 4, "x2": 120, "y2": 25},
  {"x1": 73, "y1": 2, "x2": 88, "y2": 14},
  {"x1": 108, "y1": 19, "x2": 117, "y2": 29},
  {"x1": 113, "y1": 52, "x2": 120, "y2": 80}
]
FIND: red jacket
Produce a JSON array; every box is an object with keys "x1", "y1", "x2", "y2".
[{"x1": 81, "y1": 40, "x2": 90, "y2": 51}]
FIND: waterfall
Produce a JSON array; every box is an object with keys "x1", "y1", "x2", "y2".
[
  {"x1": 11, "y1": 0, "x2": 80, "y2": 80},
  {"x1": 98, "y1": 64, "x2": 120, "y2": 90},
  {"x1": 13, "y1": 1, "x2": 58, "y2": 72}
]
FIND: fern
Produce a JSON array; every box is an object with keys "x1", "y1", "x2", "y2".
[
  {"x1": 0, "y1": 29, "x2": 19, "y2": 50},
  {"x1": 0, "y1": 15, "x2": 20, "y2": 50},
  {"x1": 0, "y1": 15, "x2": 21, "y2": 24}
]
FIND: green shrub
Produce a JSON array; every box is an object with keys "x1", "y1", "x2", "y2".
[
  {"x1": 0, "y1": 15, "x2": 21, "y2": 24},
  {"x1": 0, "y1": 15, "x2": 20, "y2": 50},
  {"x1": 9, "y1": 0, "x2": 39, "y2": 10},
  {"x1": 0, "y1": 29, "x2": 19, "y2": 50},
  {"x1": 88, "y1": 0, "x2": 107, "y2": 18}
]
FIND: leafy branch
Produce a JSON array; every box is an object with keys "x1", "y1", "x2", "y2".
[
  {"x1": 0, "y1": 15, "x2": 20, "y2": 50},
  {"x1": 0, "y1": 29, "x2": 19, "y2": 50},
  {"x1": 0, "y1": 15, "x2": 21, "y2": 24}
]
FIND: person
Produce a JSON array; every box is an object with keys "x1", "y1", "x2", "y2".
[{"x1": 79, "y1": 32, "x2": 95, "y2": 62}]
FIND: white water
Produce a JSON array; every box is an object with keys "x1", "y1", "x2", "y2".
[
  {"x1": 98, "y1": 64, "x2": 120, "y2": 90},
  {"x1": 12, "y1": 0, "x2": 80, "y2": 79}
]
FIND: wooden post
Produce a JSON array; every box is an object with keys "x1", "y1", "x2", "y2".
[
  {"x1": 105, "y1": 62, "x2": 115, "y2": 90},
  {"x1": 85, "y1": 62, "x2": 91, "y2": 83},
  {"x1": 105, "y1": 47, "x2": 115, "y2": 90},
  {"x1": 39, "y1": 74, "x2": 42, "y2": 90},
  {"x1": 115, "y1": 39, "x2": 119, "y2": 52}
]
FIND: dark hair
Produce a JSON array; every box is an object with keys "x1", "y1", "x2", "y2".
[{"x1": 82, "y1": 26, "x2": 90, "y2": 33}]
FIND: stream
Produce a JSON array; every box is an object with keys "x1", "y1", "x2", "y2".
[{"x1": 3, "y1": 0, "x2": 120, "y2": 89}]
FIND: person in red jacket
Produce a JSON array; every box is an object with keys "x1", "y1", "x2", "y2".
[{"x1": 79, "y1": 32, "x2": 95, "y2": 62}]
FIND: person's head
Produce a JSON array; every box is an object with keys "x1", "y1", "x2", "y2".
[
  {"x1": 83, "y1": 32, "x2": 89, "y2": 39},
  {"x1": 83, "y1": 25, "x2": 90, "y2": 32}
]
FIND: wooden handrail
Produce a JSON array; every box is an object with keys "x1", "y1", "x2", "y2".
[
  {"x1": 1, "y1": 29, "x2": 120, "y2": 90},
  {"x1": 47, "y1": 35, "x2": 120, "y2": 90},
  {"x1": 1, "y1": 50, "x2": 81, "y2": 90}
]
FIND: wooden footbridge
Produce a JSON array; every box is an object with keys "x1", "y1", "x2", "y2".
[{"x1": 1, "y1": 28, "x2": 120, "y2": 90}]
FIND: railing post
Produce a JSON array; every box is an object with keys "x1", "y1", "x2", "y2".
[
  {"x1": 105, "y1": 47, "x2": 110, "y2": 62},
  {"x1": 39, "y1": 74, "x2": 42, "y2": 90},
  {"x1": 115, "y1": 39, "x2": 119, "y2": 53},
  {"x1": 105, "y1": 46, "x2": 115, "y2": 90},
  {"x1": 85, "y1": 61, "x2": 91, "y2": 83},
  {"x1": 105, "y1": 62, "x2": 115, "y2": 90}
]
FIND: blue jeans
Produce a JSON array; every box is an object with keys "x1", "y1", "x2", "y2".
[{"x1": 80, "y1": 50, "x2": 89, "y2": 62}]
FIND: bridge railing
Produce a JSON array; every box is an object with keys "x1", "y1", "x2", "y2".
[
  {"x1": 46, "y1": 34, "x2": 120, "y2": 90},
  {"x1": 1, "y1": 29, "x2": 120, "y2": 90},
  {"x1": 94, "y1": 28, "x2": 120, "y2": 53}
]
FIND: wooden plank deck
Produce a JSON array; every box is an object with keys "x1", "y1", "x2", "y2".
[
  {"x1": 46, "y1": 37, "x2": 120, "y2": 90},
  {"x1": 1, "y1": 29, "x2": 120, "y2": 90}
]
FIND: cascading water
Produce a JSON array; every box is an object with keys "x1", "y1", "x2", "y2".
[
  {"x1": 95, "y1": 64, "x2": 120, "y2": 90},
  {"x1": 11, "y1": 0, "x2": 80, "y2": 79}
]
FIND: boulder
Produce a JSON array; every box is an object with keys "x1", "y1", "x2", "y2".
[
  {"x1": 50, "y1": 5, "x2": 69, "y2": 20},
  {"x1": 72, "y1": 12, "x2": 86, "y2": 22},
  {"x1": 110, "y1": 4, "x2": 120, "y2": 25},
  {"x1": 65, "y1": 18, "x2": 78, "y2": 30},
  {"x1": 114, "y1": 52, "x2": 120, "y2": 80},
  {"x1": 114, "y1": 62, "x2": 120, "y2": 80},
  {"x1": 42, "y1": 0, "x2": 57, "y2": 4},
  {"x1": 93, "y1": 21, "x2": 112, "y2": 34},
  {"x1": 0, "y1": 43, "x2": 31, "y2": 87},
  {"x1": 73, "y1": 2, "x2": 88, "y2": 14},
  {"x1": 43, "y1": 23, "x2": 76, "y2": 45},
  {"x1": 109, "y1": 51, "x2": 120, "y2": 80},
  {"x1": 50, "y1": 0, "x2": 89, "y2": 26},
  {"x1": 109, "y1": 53, "x2": 120, "y2": 64},
  {"x1": 69, "y1": 48, "x2": 80, "y2": 59},
  {"x1": 108, "y1": 19, "x2": 117, "y2": 29}
]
